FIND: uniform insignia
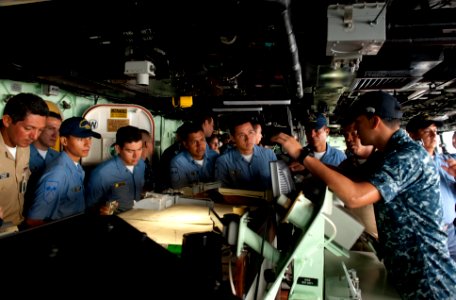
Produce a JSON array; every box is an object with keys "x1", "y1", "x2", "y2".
[
  {"x1": 44, "y1": 181, "x2": 58, "y2": 203},
  {"x1": 113, "y1": 181, "x2": 126, "y2": 188},
  {"x1": 0, "y1": 172, "x2": 10, "y2": 180}
]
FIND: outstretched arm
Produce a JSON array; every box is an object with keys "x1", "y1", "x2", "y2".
[{"x1": 271, "y1": 133, "x2": 381, "y2": 208}]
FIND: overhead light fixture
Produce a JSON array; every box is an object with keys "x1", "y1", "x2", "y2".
[
  {"x1": 0, "y1": 0, "x2": 50, "y2": 6},
  {"x1": 223, "y1": 100, "x2": 291, "y2": 106},
  {"x1": 407, "y1": 89, "x2": 428, "y2": 100},
  {"x1": 172, "y1": 96, "x2": 193, "y2": 108},
  {"x1": 124, "y1": 60, "x2": 156, "y2": 86},
  {"x1": 213, "y1": 107, "x2": 263, "y2": 112}
]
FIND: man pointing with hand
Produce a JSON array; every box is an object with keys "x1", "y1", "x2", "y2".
[{"x1": 272, "y1": 91, "x2": 456, "y2": 299}]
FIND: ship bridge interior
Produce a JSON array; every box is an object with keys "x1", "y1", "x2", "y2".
[{"x1": 0, "y1": 0, "x2": 456, "y2": 131}]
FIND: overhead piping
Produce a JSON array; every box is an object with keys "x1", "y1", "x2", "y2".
[
  {"x1": 223, "y1": 100, "x2": 291, "y2": 105},
  {"x1": 213, "y1": 107, "x2": 263, "y2": 112},
  {"x1": 282, "y1": 8, "x2": 303, "y2": 99},
  {"x1": 387, "y1": 37, "x2": 456, "y2": 45}
]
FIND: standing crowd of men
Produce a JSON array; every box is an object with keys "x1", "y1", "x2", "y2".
[
  {"x1": 0, "y1": 94, "x2": 275, "y2": 229},
  {"x1": 272, "y1": 91, "x2": 456, "y2": 299},
  {"x1": 1, "y1": 91, "x2": 456, "y2": 299},
  {"x1": 0, "y1": 93, "x2": 152, "y2": 228}
]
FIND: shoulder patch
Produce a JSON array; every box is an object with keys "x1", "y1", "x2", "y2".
[{"x1": 45, "y1": 181, "x2": 58, "y2": 203}]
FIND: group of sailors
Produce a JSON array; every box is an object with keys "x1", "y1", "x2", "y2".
[{"x1": 1, "y1": 91, "x2": 456, "y2": 299}]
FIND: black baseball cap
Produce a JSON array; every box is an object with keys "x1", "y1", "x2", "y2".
[
  {"x1": 351, "y1": 91, "x2": 403, "y2": 120},
  {"x1": 406, "y1": 113, "x2": 443, "y2": 133}
]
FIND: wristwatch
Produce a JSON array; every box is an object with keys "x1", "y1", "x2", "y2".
[{"x1": 297, "y1": 146, "x2": 312, "y2": 163}]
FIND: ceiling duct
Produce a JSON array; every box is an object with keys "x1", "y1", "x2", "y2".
[
  {"x1": 351, "y1": 49, "x2": 444, "y2": 91},
  {"x1": 351, "y1": 74, "x2": 420, "y2": 91}
]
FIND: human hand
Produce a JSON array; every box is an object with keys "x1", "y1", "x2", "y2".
[
  {"x1": 270, "y1": 133, "x2": 303, "y2": 159},
  {"x1": 442, "y1": 157, "x2": 456, "y2": 177},
  {"x1": 100, "y1": 201, "x2": 119, "y2": 215},
  {"x1": 288, "y1": 161, "x2": 306, "y2": 172}
]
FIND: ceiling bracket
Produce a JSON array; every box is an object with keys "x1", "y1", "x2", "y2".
[{"x1": 343, "y1": 5, "x2": 354, "y2": 31}]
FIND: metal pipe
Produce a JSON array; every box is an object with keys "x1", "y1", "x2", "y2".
[{"x1": 387, "y1": 37, "x2": 456, "y2": 44}]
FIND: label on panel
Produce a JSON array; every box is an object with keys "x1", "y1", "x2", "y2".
[
  {"x1": 107, "y1": 119, "x2": 130, "y2": 132},
  {"x1": 110, "y1": 108, "x2": 128, "y2": 118}
]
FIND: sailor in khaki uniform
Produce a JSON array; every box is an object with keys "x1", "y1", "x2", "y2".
[
  {"x1": 0, "y1": 132, "x2": 31, "y2": 225},
  {"x1": 0, "y1": 93, "x2": 48, "y2": 226}
]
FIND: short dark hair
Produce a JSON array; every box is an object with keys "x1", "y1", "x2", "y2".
[
  {"x1": 338, "y1": 116, "x2": 355, "y2": 128},
  {"x1": 206, "y1": 134, "x2": 219, "y2": 143},
  {"x1": 193, "y1": 111, "x2": 214, "y2": 128},
  {"x1": 139, "y1": 128, "x2": 150, "y2": 135},
  {"x1": 3, "y1": 93, "x2": 49, "y2": 123},
  {"x1": 175, "y1": 122, "x2": 192, "y2": 141},
  {"x1": 139, "y1": 128, "x2": 153, "y2": 143},
  {"x1": 252, "y1": 120, "x2": 263, "y2": 129},
  {"x1": 48, "y1": 111, "x2": 62, "y2": 120},
  {"x1": 228, "y1": 115, "x2": 253, "y2": 136},
  {"x1": 116, "y1": 126, "x2": 142, "y2": 148},
  {"x1": 181, "y1": 123, "x2": 204, "y2": 141}
]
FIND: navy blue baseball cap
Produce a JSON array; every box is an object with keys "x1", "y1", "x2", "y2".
[
  {"x1": 304, "y1": 113, "x2": 327, "y2": 130},
  {"x1": 351, "y1": 91, "x2": 403, "y2": 120},
  {"x1": 59, "y1": 117, "x2": 101, "y2": 139},
  {"x1": 406, "y1": 113, "x2": 443, "y2": 133}
]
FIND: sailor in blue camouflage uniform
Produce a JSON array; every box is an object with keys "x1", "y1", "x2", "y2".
[
  {"x1": 272, "y1": 91, "x2": 456, "y2": 299},
  {"x1": 170, "y1": 123, "x2": 219, "y2": 189},
  {"x1": 371, "y1": 128, "x2": 455, "y2": 299}
]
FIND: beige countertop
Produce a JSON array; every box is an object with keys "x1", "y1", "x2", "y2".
[{"x1": 119, "y1": 200, "x2": 234, "y2": 245}]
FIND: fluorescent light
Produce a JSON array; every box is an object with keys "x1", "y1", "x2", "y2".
[
  {"x1": 407, "y1": 89, "x2": 427, "y2": 100},
  {"x1": 213, "y1": 107, "x2": 263, "y2": 112},
  {"x1": 223, "y1": 100, "x2": 291, "y2": 105}
]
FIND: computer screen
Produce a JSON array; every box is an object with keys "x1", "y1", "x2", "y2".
[{"x1": 270, "y1": 159, "x2": 364, "y2": 253}]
